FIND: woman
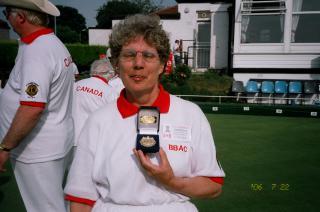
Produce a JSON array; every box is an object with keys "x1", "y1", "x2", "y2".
[{"x1": 64, "y1": 14, "x2": 225, "y2": 212}]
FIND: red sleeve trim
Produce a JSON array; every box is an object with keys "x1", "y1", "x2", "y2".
[
  {"x1": 65, "y1": 194, "x2": 96, "y2": 207},
  {"x1": 20, "y1": 101, "x2": 46, "y2": 108},
  {"x1": 208, "y1": 177, "x2": 224, "y2": 185}
]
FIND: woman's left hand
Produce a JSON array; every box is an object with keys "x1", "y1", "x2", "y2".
[
  {"x1": 133, "y1": 147, "x2": 223, "y2": 199},
  {"x1": 133, "y1": 147, "x2": 175, "y2": 187}
]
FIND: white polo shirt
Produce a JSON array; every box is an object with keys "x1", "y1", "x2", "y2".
[
  {"x1": 0, "y1": 28, "x2": 75, "y2": 163},
  {"x1": 72, "y1": 76, "x2": 121, "y2": 145},
  {"x1": 65, "y1": 86, "x2": 225, "y2": 211}
]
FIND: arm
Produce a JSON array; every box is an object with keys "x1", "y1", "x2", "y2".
[
  {"x1": 0, "y1": 105, "x2": 43, "y2": 172},
  {"x1": 70, "y1": 202, "x2": 92, "y2": 212},
  {"x1": 133, "y1": 148, "x2": 222, "y2": 199}
]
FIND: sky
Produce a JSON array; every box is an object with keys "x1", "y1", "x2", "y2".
[{"x1": 51, "y1": 0, "x2": 177, "y2": 28}]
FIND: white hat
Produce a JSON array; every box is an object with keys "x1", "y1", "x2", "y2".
[{"x1": 0, "y1": 0, "x2": 60, "y2": 16}]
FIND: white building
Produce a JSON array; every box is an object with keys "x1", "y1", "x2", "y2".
[{"x1": 88, "y1": 0, "x2": 320, "y2": 85}]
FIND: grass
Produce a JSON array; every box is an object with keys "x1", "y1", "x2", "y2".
[
  {"x1": 1, "y1": 114, "x2": 319, "y2": 212},
  {"x1": 193, "y1": 114, "x2": 320, "y2": 212}
]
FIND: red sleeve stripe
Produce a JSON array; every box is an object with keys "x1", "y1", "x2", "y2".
[
  {"x1": 208, "y1": 177, "x2": 224, "y2": 185},
  {"x1": 65, "y1": 194, "x2": 96, "y2": 207},
  {"x1": 20, "y1": 101, "x2": 46, "y2": 108}
]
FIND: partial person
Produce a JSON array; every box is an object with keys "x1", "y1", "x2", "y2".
[
  {"x1": 72, "y1": 58, "x2": 123, "y2": 147},
  {"x1": 173, "y1": 39, "x2": 182, "y2": 65},
  {"x1": 65, "y1": 14, "x2": 225, "y2": 212},
  {"x1": 0, "y1": 0, "x2": 76, "y2": 212}
]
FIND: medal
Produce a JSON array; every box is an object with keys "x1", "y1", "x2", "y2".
[{"x1": 136, "y1": 106, "x2": 160, "y2": 153}]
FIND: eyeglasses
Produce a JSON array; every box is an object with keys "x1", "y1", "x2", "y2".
[{"x1": 119, "y1": 49, "x2": 159, "y2": 63}]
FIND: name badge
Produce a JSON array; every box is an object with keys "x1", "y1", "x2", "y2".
[{"x1": 136, "y1": 106, "x2": 160, "y2": 153}]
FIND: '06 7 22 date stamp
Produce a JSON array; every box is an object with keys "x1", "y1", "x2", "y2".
[{"x1": 250, "y1": 183, "x2": 290, "y2": 191}]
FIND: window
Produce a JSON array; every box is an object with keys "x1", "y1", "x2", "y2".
[
  {"x1": 240, "y1": 0, "x2": 286, "y2": 43},
  {"x1": 291, "y1": 0, "x2": 320, "y2": 43}
]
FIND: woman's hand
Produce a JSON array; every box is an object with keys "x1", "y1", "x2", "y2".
[
  {"x1": 133, "y1": 147, "x2": 223, "y2": 199},
  {"x1": 133, "y1": 147, "x2": 175, "y2": 186}
]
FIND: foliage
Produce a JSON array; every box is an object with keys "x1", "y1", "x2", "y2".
[
  {"x1": 64, "y1": 44, "x2": 106, "y2": 72},
  {"x1": 96, "y1": 0, "x2": 159, "y2": 29},
  {"x1": 48, "y1": 5, "x2": 87, "y2": 43},
  {"x1": 56, "y1": 5, "x2": 86, "y2": 32},
  {"x1": 171, "y1": 64, "x2": 192, "y2": 85},
  {"x1": 0, "y1": 40, "x2": 18, "y2": 74},
  {"x1": 161, "y1": 66, "x2": 233, "y2": 97},
  {"x1": 56, "y1": 25, "x2": 79, "y2": 44},
  {"x1": 0, "y1": 40, "x2": 106, "y2": 74}
]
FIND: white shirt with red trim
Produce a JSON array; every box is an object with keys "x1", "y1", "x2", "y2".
[
  {"x1": 108, "y1": 77, "x2": 124, "y2": 95},
  {"x1": 65, "y1": 87, "x2": 225, "y2": 210},
  {"x1": 0, "y1": 29, "x2": 76, "y2": 163},
  {"x1": 72, "y1": 76, "x2": 121, "y2": 145}
]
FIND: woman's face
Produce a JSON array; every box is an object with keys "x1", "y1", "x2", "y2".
[{"x1": 117, "y1": 36, "x2": 164, "y2": 99}]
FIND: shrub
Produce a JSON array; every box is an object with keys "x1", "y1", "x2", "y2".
[{"x1": 0, "y1": 40, "x2": 106, "y2": 73}]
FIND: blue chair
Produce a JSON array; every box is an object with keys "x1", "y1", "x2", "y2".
[
  {"x1": 245, "y1": 80, "x2": 259, "y2": 103},
  {"x1": 261, "y1": 81, "x2": 274, "y2": 104},
  {"x1": 289, "y1": 81, "x2": 302, "y2": 94},
  {"x1": 274, "y1": 80, "x2": 288, "y2": 105},
  {"x1": 246, "y1": 80, "x2": 259, "y2": 93},
  {"x1": 275, "y1": 81, "x2": 288, "y2": 94},
  {"x1": 289, "y1": 81, "x2": 302, "y2": 105},
  {"x1": 261, "y1": 81, "x2": 274, "y2": 94}
]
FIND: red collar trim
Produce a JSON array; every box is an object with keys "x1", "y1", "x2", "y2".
[
  {"x1": 21, "y1": 28, "x2": 53, "y2": 44},
  {"x1": 117, "y1": 85, "x2": 170, "y2": 118},
  {"x1": 92, "y1": 75, "x2": 108, "y2": 84}
]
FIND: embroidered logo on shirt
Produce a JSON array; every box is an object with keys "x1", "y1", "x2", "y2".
[
  {"x1": 162, "y1": 125, "x2": 191, "y2": 142},
  {"x1": 168, "y1": 144, "x2": 188, "y2": 152},
  {"x1": 25, "y1": 82, "x2": 39, "y2": 97},
  {"x1": 64, "y1": 56, "x2": 73, "y2": 67}
]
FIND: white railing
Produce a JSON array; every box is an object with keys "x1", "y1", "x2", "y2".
[{"x1": 176, "y1": 94, "x2": 320, "y2": 106}]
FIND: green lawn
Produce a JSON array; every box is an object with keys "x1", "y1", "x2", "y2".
[
  {"x1": 193, "y1": 114, "x2": 320, "y2": 212},
  {"x1": 1, "y1": 114, "x2": 319, "y2": 212}
]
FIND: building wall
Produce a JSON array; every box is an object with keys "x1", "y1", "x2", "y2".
[
  {"x1": 233, "y1": 0, "x2": 320, "y2": 69},
  {"x1": 88, "y1": 3, "x2": 231, "y2": 70},
  {"x1": 88, "y1": 29, "x2": 112, "y2": 46}
]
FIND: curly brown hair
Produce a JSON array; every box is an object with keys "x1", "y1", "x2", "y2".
[{"x1": 109, "y1": 14, "x2": 170, "y2": 65}]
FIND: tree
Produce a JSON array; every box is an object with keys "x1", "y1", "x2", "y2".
[
  {"x1": 49, "y1": 5, "x2": 87, "y2": 43},
  {"x1": 96, "y1": 0, "x2": 159, "y2": 29}
]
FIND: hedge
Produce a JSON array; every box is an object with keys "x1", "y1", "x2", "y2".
[{"x1": 0, "y1": 40, "x2": 107, "y2": 74}]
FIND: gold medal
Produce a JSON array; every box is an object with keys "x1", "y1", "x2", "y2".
[
  {"x1": 140, "y1": 115, "x2": 157, "y2": 124},
  {"x1": 140, "y1": 136, "x2": 156, "y2": 147}
]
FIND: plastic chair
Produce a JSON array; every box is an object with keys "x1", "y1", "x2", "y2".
[
  {"x1": 288, "y1": 81, "x2": 302, "y2": 105},
  {"x1": 289, "y1": 81, "x2": 302, "y2": 94},
  {"x1": 274, "y1": 80, "x2": 288, "y2": 104},
  {"x1": 261, "y1": 81, "x2": 274, "y2": 94},
  {"x1": 275, "y1": 81, "x2": 288, "y2": 94},
  {"x1": 232, "y1": 81, "x2": 245, "y2": 102},
  {"x1": 304, "y1": 81, "x2": 316, "y2": 94},
  {"x1": 246, "y1": 81, "x2": 259, "y2": 93},
  {"x1": 261, "y1": 81, "x2": 274, "y2": 104},
  {"x1": 303, "y1": 81, "x2": 317, "y2": 105},
  {"x1": 245, "y1": 80, "x2": 259, "y2": 103}
]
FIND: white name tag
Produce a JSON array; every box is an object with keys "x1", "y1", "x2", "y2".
[{"x1": 162, "y1": 124, "x2": 191, "y2": 142}]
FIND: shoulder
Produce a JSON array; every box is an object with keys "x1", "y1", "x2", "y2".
[
  {"x1": 170, "y1": 95, "x2": 202, "y2": 113},
  {"x1": 90, "y1": 101, "x2": 119, "y2": 120}
]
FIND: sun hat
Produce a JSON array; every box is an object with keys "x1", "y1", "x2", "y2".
[{"x1": 0, "y1": 0, "x2": 60, "y2": 16}]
